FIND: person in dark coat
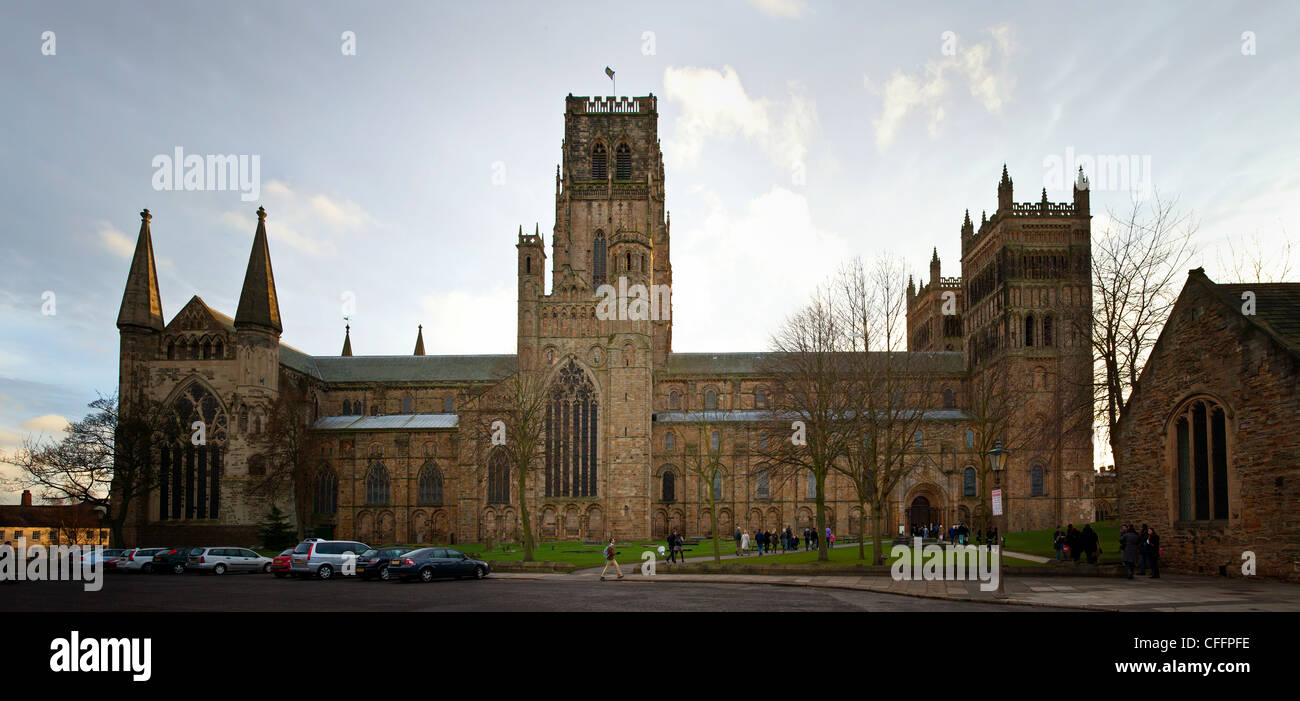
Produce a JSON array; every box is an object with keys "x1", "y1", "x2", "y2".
[
  {"x1": 1146, "y1": 527, "x2": 1161, "y2": 578},
  {"x1": 1119, "y1": 524, "x2": 1140, "y2": 578},
  {"x1": 1081, "y1": 524, "x2": 1100, "y2": 564}
]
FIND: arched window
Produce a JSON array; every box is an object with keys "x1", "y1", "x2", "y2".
[
  {"x1": 669, "y1": 390, "x2": 680, "y2": 410},
  {"x1": 1025, "y1": 314, "x2": 1036, "y2": 347},
  {"x1": 704, "y1": 389, "x2": 717, "y2": 410},
  {"x1": 365, "y1": 463, "x2": 390, "y2": 505},
  {"x1": 214, "y1": 341, "x2": 223, "y2": 359},
  {"x1": 202, "y1": 341, "x2": 212, "y2": 359},
  {"x1": 1042, "y1": 314, "x2": 1054, "y2": 347},
  {"x1": 665, "y1": 432, "x2": 675, "y2": 451},
  {"x1": 167, "y1": 341, "x2": 176, "y2": 359},
  {"x1": 1030, "y1": 465, "x2": 1045, "y2": 497},
  {"x1": 965, "y1": 429, "x2": 975, "y2": 448},
  {"x1": 444, "y1": 397, "x2": 454, "y2": 412},
  {"x1": 661, "y1": 471, "x2": 675, "y2": 502},
  {"x1": 914, "y1": 430, "x2": 923, "y2": 449},
  {"x1": 942, "y1": 388, "x2": 955, "y2": 408},
  {"x1": 487, "y1": 450, "x2": 510, "y2": 504},
  {"x1": 711, "y1": 470, "x2": 723, "y2": 500},
  {"x1": 806, "y1": 472, "x2": 817, "y2": 499},
  {"x1": 756, "y1": 469, "x2": 770, "y2": 499},
  {"x1": 755, "y1": 388, "x2": 767, "y2": 409},
  {"x1": 592, "y1": 230, "x2": 607, "y2": 285},
  {"x1": 625, "y1": 252, "x2": 631, "y2": 271},
  {"x1": 159, "y1": 381, "x2": 228, "y2": 521},
  {"x1": 963, "y1": 466, "x2": 977, "y2": 497},
  {"x1": 341, "y1": 400, "x2": 350, "y2": 415},
  {"x1": 545, "y1": 359, "x2": 599, "y2": 498},
  {"x1": 1173, "y1": 397, "x2": 1230, "y2": 521},
  {"x1": 615, "y1": 143, "x2": 631, "y2": 180},
  {"x1": 710, "y1": 431, "x2": 720, "y2": 452},
  {"x1": 525, "y1": 256, "x2": 531, "y2": 274},
  {"x1": 417, "y1": 461, "x2": 443, "y2": 505},
  {"x1": 313, "y1": 467, "x2": 338, "y2": 515},
  {"x1": 401, "y1": 396, "x2": 411, "y2": 413},
  {"x1": 591, "y1": 142, "x2": 607, "y2": 180}
]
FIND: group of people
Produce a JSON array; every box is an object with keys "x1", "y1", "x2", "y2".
[
  {"x1": 1054, "y1": 524, "x2": 1101, "y2": 563},
  {"x1": 733, "y1": 526, "x2": 835, "y2": 556},
  {"x1": 1118, "y1": 523, "x2": 1161, "y2": 579}
]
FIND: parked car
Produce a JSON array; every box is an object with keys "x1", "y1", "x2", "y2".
[
  {"x1": 151, "y1": 547, "x2": 198, "y2": 575},
  {"x1": 81, "y1": 548, "x2": 126, "y2": 570},
  {"x1": 356, "y1": 546, "x2": 416, "y2": 581},
  {"x1": 114, "y1": 548, "x2": 167, "y2": 574},
  {"x1": 270, "y1": 548, "x2": 294, "y2": 578},
  {"x1": 289, "y1": 539, "x2": 369, "y2": 580},
  {"x1": 187, "y1": 547, "x2": 273, "y2": 575},
  {"x1": 387, "y1": 547, "x2": 489, "y2": 583}
]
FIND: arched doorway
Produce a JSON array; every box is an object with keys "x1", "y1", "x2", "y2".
[{"x1": 908, "y1": 496, "x2": 932, "y2": 530}]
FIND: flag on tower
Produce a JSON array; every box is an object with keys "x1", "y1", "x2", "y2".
[{"x1": 605, "y1": 66, "x2": 615, "y2": 80}]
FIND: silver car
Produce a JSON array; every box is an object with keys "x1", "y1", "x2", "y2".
[
  {"x1": 289, "y1": 539, "x2": 369, "y2": 580},
  {"x1": 115, "y1": 547, "x2": 167, "y2": 574},
  {"x1": 187, "y1": 547, "x2": 273, "y2": 575}
]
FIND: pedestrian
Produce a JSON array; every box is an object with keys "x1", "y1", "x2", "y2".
[
  {"x1": 803, "y1": 527, "x2": 811, "y2": 551},
  {"x1": 826, "y1": 526, "x2": 833, "y2": 550},
  {"x1": 1137, "y1": 524, "x2": 1150, "y2": 576},
  {"x1": 1119, "y1": 524, "x2": 1139, "y2": 579},
  {"x1": 673, "y1": 530, "x2": 686, "y2": 563},
  {"x1": 1053, "y1": 526, "x2": 1065, "y2": 561},
  {"x1": 600, "y1": 536, "x2": 624, "y2": 581},
  {"x1": 1146, "y1": 527, "x2": 1161, "y2": 578},
  {"x1": 741, "y1": 529, "x2": 750, "y2": 555},
  {"x1": 734, "y1": 526, "x2": 743, "y2": 557},
  {"x1": 665, "y1": 530, "x2": 677, "y2": 565},
  {"x1": 1083, "y1": 524, "x2": 1101, "y2": 564},
  {"x1": 1066, "y1": 524, "x2": 1081, "y2": 562}
]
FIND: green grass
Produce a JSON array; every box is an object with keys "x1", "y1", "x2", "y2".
[
  {"x1": 1002, "y1": 520, "x2": 1120, "y2": 562},
  {"x1": 712, "y1": 544, "x2": 1045, "y2": 568}
]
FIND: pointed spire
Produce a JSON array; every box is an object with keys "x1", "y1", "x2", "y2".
[
  {"x1": 1000, "y1": 164, "x2": 1011, "y2": 186},
  {"x1": 931, "y1": 247, "x2": 940, "y2": 265},
  {"x1": 1041, "y1": 187, "x2": 1049, "y2": 203},
  {"x1": 963, "y1": 209, "x2": 972, "y2": 227},
  {"x1": 235, "y1": 206, "x2": 282, "y2": 334},
  {"x1": 413, "y1": 324, "x2": 425, "y2": 356},
  {"x1": 982, "y1": 210, "x2": 987, "y2": 223},
  {"x1": 117, "y1": 208, "x2": 165, "y2": 331},
  {"x1": 341, "y1": 324, "x2": 352, "y2": 357}
]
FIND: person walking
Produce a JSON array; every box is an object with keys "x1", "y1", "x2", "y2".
[
  {"x1": 734, "y1": 526, "x2": 743, "y2": 556},
  {"x1": 600, "y1": 536, "x2": 624, "y2": 581},
  {"x1": 1066, "y1": 524, "x2": 1081, "y2": 562},
  {"x1": 803, "y1": 527, "x2": 811, "y2": 551},
  {"x1": 1119, "y1": 524, "x2": 1140, "y2": 579},
  {"x1": 1146, "y1": 527, "x2": 1161, "y2": 578},
  {"x1": 1082, "y1": 524, "x2": 1100, "y2": 564},
  {"x1": 825, "y1": 526, "x2": 833, "y2": 550},
  {"x1": 672, "y1": 530, "x2": 686, "y2": 563},
  {"x1": 740, "y1": 529, "x2": 750, "y2": 555},
  {"x1": 666, "y1": 530, "x2": 678, "y2": 565},
  {"x1": 1137, "y1": 524, "x2": 1150, "y2": 576},
  {"x1": 1052, "y1": 527, "x2": 1065, "y2": 561}
]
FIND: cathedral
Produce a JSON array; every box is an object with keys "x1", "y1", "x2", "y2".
[{"x1": 115, "y1": 93, "x2": 1096, "y2": 547}]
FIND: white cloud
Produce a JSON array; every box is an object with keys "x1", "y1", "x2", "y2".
[
  {"x1": 97, "y1": 222, "x2": 135, "y2": 259},
  {"x1": 672, "y1": 185, "x2": 848, "y2": 350},
  {"x1": 663, "y1": 66, "x2": 817, "y2": 173},
  {"x1": 20, "y1": 414, "x2": 70, "y2": 435},
  {"x1": 220, "y1": 179, "x2": 375, "y2": 257},
  {"x1": 417, "y1": 286, "x2": 516, "y2": 355},
  {"x1": 747, "y1": 0, "x2": 808, "y2": 19},
  {"x1": 869, "y1": 26, "x2": 1016, "y2": 151}
]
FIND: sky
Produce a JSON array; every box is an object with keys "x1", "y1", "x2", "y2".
[{"x1": 1, "y1": 1, "x2": 1298, "y2": 502}]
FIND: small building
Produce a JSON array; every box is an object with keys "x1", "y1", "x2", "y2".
[
  {"x1": 1115, "y1": 269, "x2": 1300, "y2": 580},
  {"x1": 1093, "y1": 465, "x2": 1117, "y2": 521},
  {"x1": 0, "y1": 490, "x2": 111, "y2": 546}
]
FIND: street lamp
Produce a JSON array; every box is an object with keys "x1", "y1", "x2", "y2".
[{"x1": 986, "y1": 439, "x2": 1011, "y2": 597}]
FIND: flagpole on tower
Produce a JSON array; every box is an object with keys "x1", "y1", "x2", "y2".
[{"x1": 605, "y1": 66, "x2": 616, "y2": 97}]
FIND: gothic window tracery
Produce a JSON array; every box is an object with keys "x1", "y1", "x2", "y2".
[{"x1": 545, "y1": 359, "x2": 598, "y2": 497}]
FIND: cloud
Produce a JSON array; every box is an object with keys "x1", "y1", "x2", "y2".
[
  {"x1": 20, "y1": 414, "x2": 70, "y2": 435},
  {"x1": 663, "y1": 66, "x2": 817, "y2": 173},
  {"x1": 672, "y1": 185, "x2": 848, "y2": 350},
  {"x1": 869, "y1": 26, "x2": 1015, "y2": 151},
  {"x1": 97, "y1": 222, "x2": 135, "y2": 259},
  {"x1": 417, "y1": 286, "x2": 516, "y2": 355},
  {"x1": 220, "y1": 179, "x2": 375, "y2": 257},
  {"x1": 747, "y1": 0, "x2": 808, "y2": 19}
]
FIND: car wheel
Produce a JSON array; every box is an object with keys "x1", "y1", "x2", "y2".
[
  {"x1": 213, "y1": 563, "x2": 227, "y2": 575},
  {"x1": 262, "y1": 563, "x2": 271, "y2": 574},
  {"x1": 317, "y1": 564, "x2": 334, "y2": 580},
  {"x1": 419, "y1": 567, "x2": 434, "y2": 583},
  {"x1": 171, "y1": 563, "x2": 185, "y2": 575},
  {"x1": 475, "y1": 566, "x2": 486, "y2": 580},
  {"x1": 141, "y1": 563, "x2": 153, "y2": 574},
  {"x1": 379, "y1": 566, "x2": 391, "y2": 581}
]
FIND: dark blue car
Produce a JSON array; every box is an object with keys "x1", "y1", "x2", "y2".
[{"x1": 387, "y1": 547, "x2": 489, "y2": 583}]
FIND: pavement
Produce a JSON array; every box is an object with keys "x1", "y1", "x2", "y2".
[{"x1": 531, "y1": 541, "x2": 1300, "y2": 612}]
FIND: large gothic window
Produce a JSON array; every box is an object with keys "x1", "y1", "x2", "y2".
[
  {"x1": 545, "y1": 359, "x2": 599, "y2": 498},
  {"x1": 963, "y1": 466, "x2": 977, "y2": 496},
  {"x1": 1030, "y1": 465, "x2": 1045, "y2": 497},
  {"x1": 756, "y1": 469, "x2": 770, "y2": 499},
  {"x1": 313, "y1": 466, "x2": 338, "y2": 515},
  {"x1": 417, "y1": 461, "x2": 443, "y2": 505},
  {"x1": 661, "y1": 471, "x2": 675, "y2": 502},
  {"x1": 615, "y1": 143, "x2": 631, "y2": 180},
  {"x1": 365, "y1": 462, "x2": 390, "y2": 505},
  {"x1": 159, "y1": 381, "x2": 226, "y2": 521},
  {"x1": 591, "y1": 142, "x2": 607, "y2": 180},
  {"x1": 487, "y1": 450, "x2": 510, "y2": 504},
  {"x1": 592, "y1": 231, "x2": 607, "y2": 285},
  {"x1": 1174, "y1": 397, "x2": 1230, "y2": 521}
]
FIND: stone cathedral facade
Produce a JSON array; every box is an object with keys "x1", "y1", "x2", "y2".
[{"x1": 115, "y1": 93, "x2": 1095, "y2": 547}]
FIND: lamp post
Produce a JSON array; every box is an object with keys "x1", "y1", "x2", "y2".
[{"x1": 987, "y1": 439, "x2": 1010, "y2": 596}]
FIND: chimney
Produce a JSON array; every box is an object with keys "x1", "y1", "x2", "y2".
[{"x1": 21, "y1": 490, "x2": 33, "y2": 506}]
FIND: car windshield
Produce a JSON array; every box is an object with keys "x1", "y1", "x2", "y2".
[
  {"x1": 360, "y1": 549, "x2": 379, "y2": 558},
  {"x1": 403, "y1": 549, "x2": 430, "y2": 559},
  {"x1": 278, "y1": 549, "x2": 294, "y2": 556},
  {"x1": 293, "y1": 542, "x2": 313, "y2": 554}
]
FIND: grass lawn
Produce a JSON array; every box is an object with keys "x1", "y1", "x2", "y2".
[
  {"x1": 1001, "y1": 520, "x2": 1120, "y2": 560},
  {"x1": 713, "y1": 544, "x2": 1045, "y2": 568}
]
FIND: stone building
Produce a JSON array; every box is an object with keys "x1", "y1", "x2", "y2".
[
  {"x1": 0, "y1": 490, "x2": 111, "y2": 546},
  {"x1": 1115, "y1": 270, "x2": 1300, "y2": 580},
  {"x1": 114, "y1": 92, "x2": 1096, "y2": 547},
  {"x1": 1093, "y1": 465, "x2": 1117, "y2": 521}
]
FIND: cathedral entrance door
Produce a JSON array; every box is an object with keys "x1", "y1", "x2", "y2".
[{"x1": 908, "y1": 496, "x2": 931, "y2": 532}]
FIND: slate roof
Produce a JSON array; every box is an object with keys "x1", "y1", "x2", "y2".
[
  {"x1": 1214, "y1": 281, "x2": 1300, "y2": 358},
  {"x1": 654, "y1": 408, "x2": 973, "y2": 423},
  {"x1": 0, "y1": 503, "x2": 105, "y2": 529},
  {"x1": 312, "y1": 414, "x2": 459, "y2": 431},
  {"x1": 665, "y1": 351, "x2": 965, "y2": 375},
  {"x1": 308, "y1": 355, "x2": 516, "y2": 383}
]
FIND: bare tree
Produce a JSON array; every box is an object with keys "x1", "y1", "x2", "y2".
[
  {"x1": 1085, "y1": 193, "x2": 1196, "y2": 458},
  {"x1": 677, "y1": 410, "x2": 727, "y2": 563},
  {"x1": 1218, "y1": 227, "x2": 1294, "y2": 283},
  {"x1": 248, "y1": 375, "x2": 320, "y2": 538},
  {"x1": 1, "y1": 391, "x2": 178, "y2": 546},
  {"x1": 471, "y1": 367, "x2": 550, "y2": 562},
  {"x1": 833, "y1": 256, "x2": 935, "y2": 564}
]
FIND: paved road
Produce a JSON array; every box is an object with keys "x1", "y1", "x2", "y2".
[{"x1": 0, "y1": 571, "x2": 1067, "y2": 612}]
